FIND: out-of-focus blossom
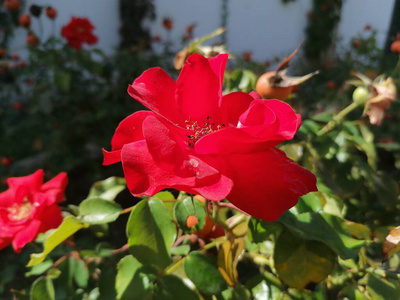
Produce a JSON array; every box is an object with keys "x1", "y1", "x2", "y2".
[{"x1": 0, "y1": 170, "x2": 68, "y2": 252}]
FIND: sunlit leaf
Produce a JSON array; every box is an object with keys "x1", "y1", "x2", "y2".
[
  {"x1": 345, "y1": 220, "x2": 371, "y2": 240},
  {"x1": 87, "y1": 177, "x2": 126, "y2": 201},
  {"x1": 79, "y1": 197, "x2": 122, "y2": 224},
  {"x1": 127, "y1": 198, "x2": 176, "y2": 269},
  {"x1": 366, "y1": 273, "x2": 400, "y2": 299},
  {"x1": 218, "y1": 237, "x2": 246, "y2": 287},
  {"x1": 28, "y1": 216, "x2": 89, "y2": 266},
  {"x1": 115, "y1": 255, "x2": 157, "y2": 300}
]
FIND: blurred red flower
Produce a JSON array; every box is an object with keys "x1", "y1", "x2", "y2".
[
  {"x1": 103, "y1": 53, "x2": 317, "y2": 221},
  {"x1": 0, "y1": 170, "x2": 68, "y2": 252},
  {"x1": 242, "y1": 51, "x2": 252, "y2": 62},
  {"x1": 162, "y1": 17, "x2": 173, "y2": 30},
  {"x1": 61, "y1": 17, "x2": 98, "y2": 51}
]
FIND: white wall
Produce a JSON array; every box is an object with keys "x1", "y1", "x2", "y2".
[
  {"x1": 9, "y1": 0, "x2": 396, "y2": 61},
  {"x1": 338, "y1": 0, "x2": 395, "y2": 48},
  {"x1": 10, "y1": 0, "x2": 120, "y2": 56}
]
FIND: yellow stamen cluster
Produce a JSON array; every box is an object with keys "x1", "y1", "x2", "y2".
[
  {"x1": 185, "y1": 116, "x2": 225, "y2": 148},
  {"x1": 7, "y1": 198, "x2": 34, "y2": 221}
]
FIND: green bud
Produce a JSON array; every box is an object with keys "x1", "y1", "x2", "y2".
[{"x1": 352, "y1": 86, "x2": 369, "y2": 104}]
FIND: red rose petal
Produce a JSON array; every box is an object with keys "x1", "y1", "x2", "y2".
[
  {"x1": 12, "y1": 219, "x2": 41, "y2": 252},
  {"x1": 128, "y1": 68, "x2": 182, "y2": 124},
  {"x1": 223, "y1": 148, "x2": 317, "y2": 221},
  {"x1": 121, "y1": 140, "x2": 232, "y2": 201},
  {"x1": 176, "y1": 53, "x2": 222, "y2": 124}
]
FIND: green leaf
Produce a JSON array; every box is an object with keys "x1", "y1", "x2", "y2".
[
  {"x1": 279, "y1": 211, "x2": 365, "y2": 259},
  {"x1": 184, "y1": 251, "x2": 227, "y2": 295},
  {"x1": 28, "y1": 216, "x2": 89, "y2": 266},
  {"x1": 279, "y1": 143, "x2": 304, "y2": 162},
  {"x1": 294, "y1": 193, "x2": 324, "y2": 214},
  {"x1": 87, "y1": 288, "x2": 100, "y2": 300},
  {"x1": 153, "y1": 191, "x2": 176, "y2": 218},
  {"x1": 127, "y1": 198, "x2": 177, "y2": 269},
  {"x1": 274, "y1": 230, "x2": 335, "y2": 289},
  {"x1": 220, "y1": 285, "x2": 252, "y2": 300},
  {"x1": 25, "y1": 260, "x2": 53, "y2": 277},
  {"x1": 170, "y1": 245, "x2": 191, "y2": 256},
  {"x1": 248, "y1": 219, "x2": 283, "y2": 244},
  {"x1": 115, "y1": 255, "x2": 157, "y2": 300},
  {"x1": 30, "y1": 276, "x2": 55, "y2": 300},
  {"x1": 371, "y1": 172, "x2": 399, "y2": 209},
  {"x1": 154, "y1": 275, "x2": 199, "y2": 300},
  {"x1": 366, "y1": 273, "x2": 400, "y2": 300},
  {"x1": 74, "y1": 259, "x2": 89, "y2": 288},
  {"x1": 87, "y1": 177, "x2": 126, "y2": 201},
  {"x1": 249, "y1": 279, "x2": 283, "y2": 300},
  {"x1": 79, "y1": 197, "x2": 122, "y2": 224},
  {"x1": 174, "y1": 197, "x2": 206, "y2": 232}
]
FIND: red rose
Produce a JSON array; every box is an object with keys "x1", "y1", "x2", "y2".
[
  {"x1": 45, "y1": 7, "x2": 57, "y2": 19},
  {"x1": 103, "y1": 53, "x2": 317, "y2": 221},
  {"x1": 61, "y1": 17, "x2": 98, "y2": 51},
  {"x1": 0, "y1": 170, "x2": 68, "y2": 252}
]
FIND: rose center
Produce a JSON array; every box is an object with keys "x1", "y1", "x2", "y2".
[
  {"x1": 7, "y1": 198, "x2": 34, "y2": 221},
  {"x1": 76, "y1": 26, "x2": 85, "y2": 34},
  {"x1": 185, "y1": 116, "x2": 225, "y2": 148}
]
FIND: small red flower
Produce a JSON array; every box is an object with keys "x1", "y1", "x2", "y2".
[
  {"x1": 162, "y1": 17, "x2": 173, "y2": 30},
  {"x1": 186, "y1": 24, "x2": 196, "y2": 35},
  {"x1": 152, "y1": 35, "x2": 161, "y2": 42},
  {"x1": 19, "y1": 14, "x2": 31, "y2": 28},
  {"x1": 0, "y1": 170, "x2": 68, "y2": 252},
  {"x1": 326, "y1": 80, "x2": 336, "y2": 89},
  {"x1": 194, "y1": 215, "x2": 225, "y2": 241},
  {"x1": 103, "y1": 53, "x2": 317, "y2": 221},
  {"x1": 391, "y1": 40, "x2": 400, "y2": 54},
  {"x1": 4, "y1": 0, "x2": 20, "y2": 12},
  {"x1": 242, "y1": 51, "x2": 252, "y2": 62},
  {"x1": 26, "y1": 33, "x2": 39, "y2": 47},
  {"x1": 0, "y1": 48, "x2": 5, "y2": 58},
  {"x1": 61, "y1": 17, "x2": 98, "y2": 51},
  {"x1": 323, "y1": 60, "x2": 332, "y2": 70},
  {"x1": 1, "y1": 156, "x2": 12, "y2": 167},
  {"x1": 320, "y1": 3, "x2": 329, "y2": 11},
  {"x1": 18, "y1": 61, "x2": 27, "y2": 68},
  {"x1": 352, "y1": 39, "x2": 361, "y2": 49},
  {"x1": 12, "y1": 54, "x2": 19, "y2": 61},
  {"x1": 45, "y1": 7, "x2": 57, "y2": 19},
  {"x1": 364, "y1": 24, "x2": 372, "y2": 31},
  {"x1": 12, "y1": 102, "x2": 22, "y2": 111}
]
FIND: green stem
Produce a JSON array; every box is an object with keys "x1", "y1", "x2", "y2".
[
  {"x1": 120, "y1": 205, "x2": 135, "y2": 215},
  {"x1": 211, "y1": 202, "x2": 230, "y2": 231},
  {"x1": 366, "y1": 267, "x2": 400, "y2": 280},
  {"x1": 201, "y1": 237, "x2": 226, "y2": 251},
  {"x1": 164, "y1": 257, "x2": 186, "y2": 275},
  {"x1": 317, "y1": 101, "x2": 361, "y2": 136}
]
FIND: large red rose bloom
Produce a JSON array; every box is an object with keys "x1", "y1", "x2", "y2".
[
  {"x1": 61, "y1": 17, "x2": 98, "y2": 51},
  {"x1": 0, "y1": 170, "x2": 68, "y2": 252},
  {"x1": 103, "y1": 53, "x2": 317, "y2": 221}
]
